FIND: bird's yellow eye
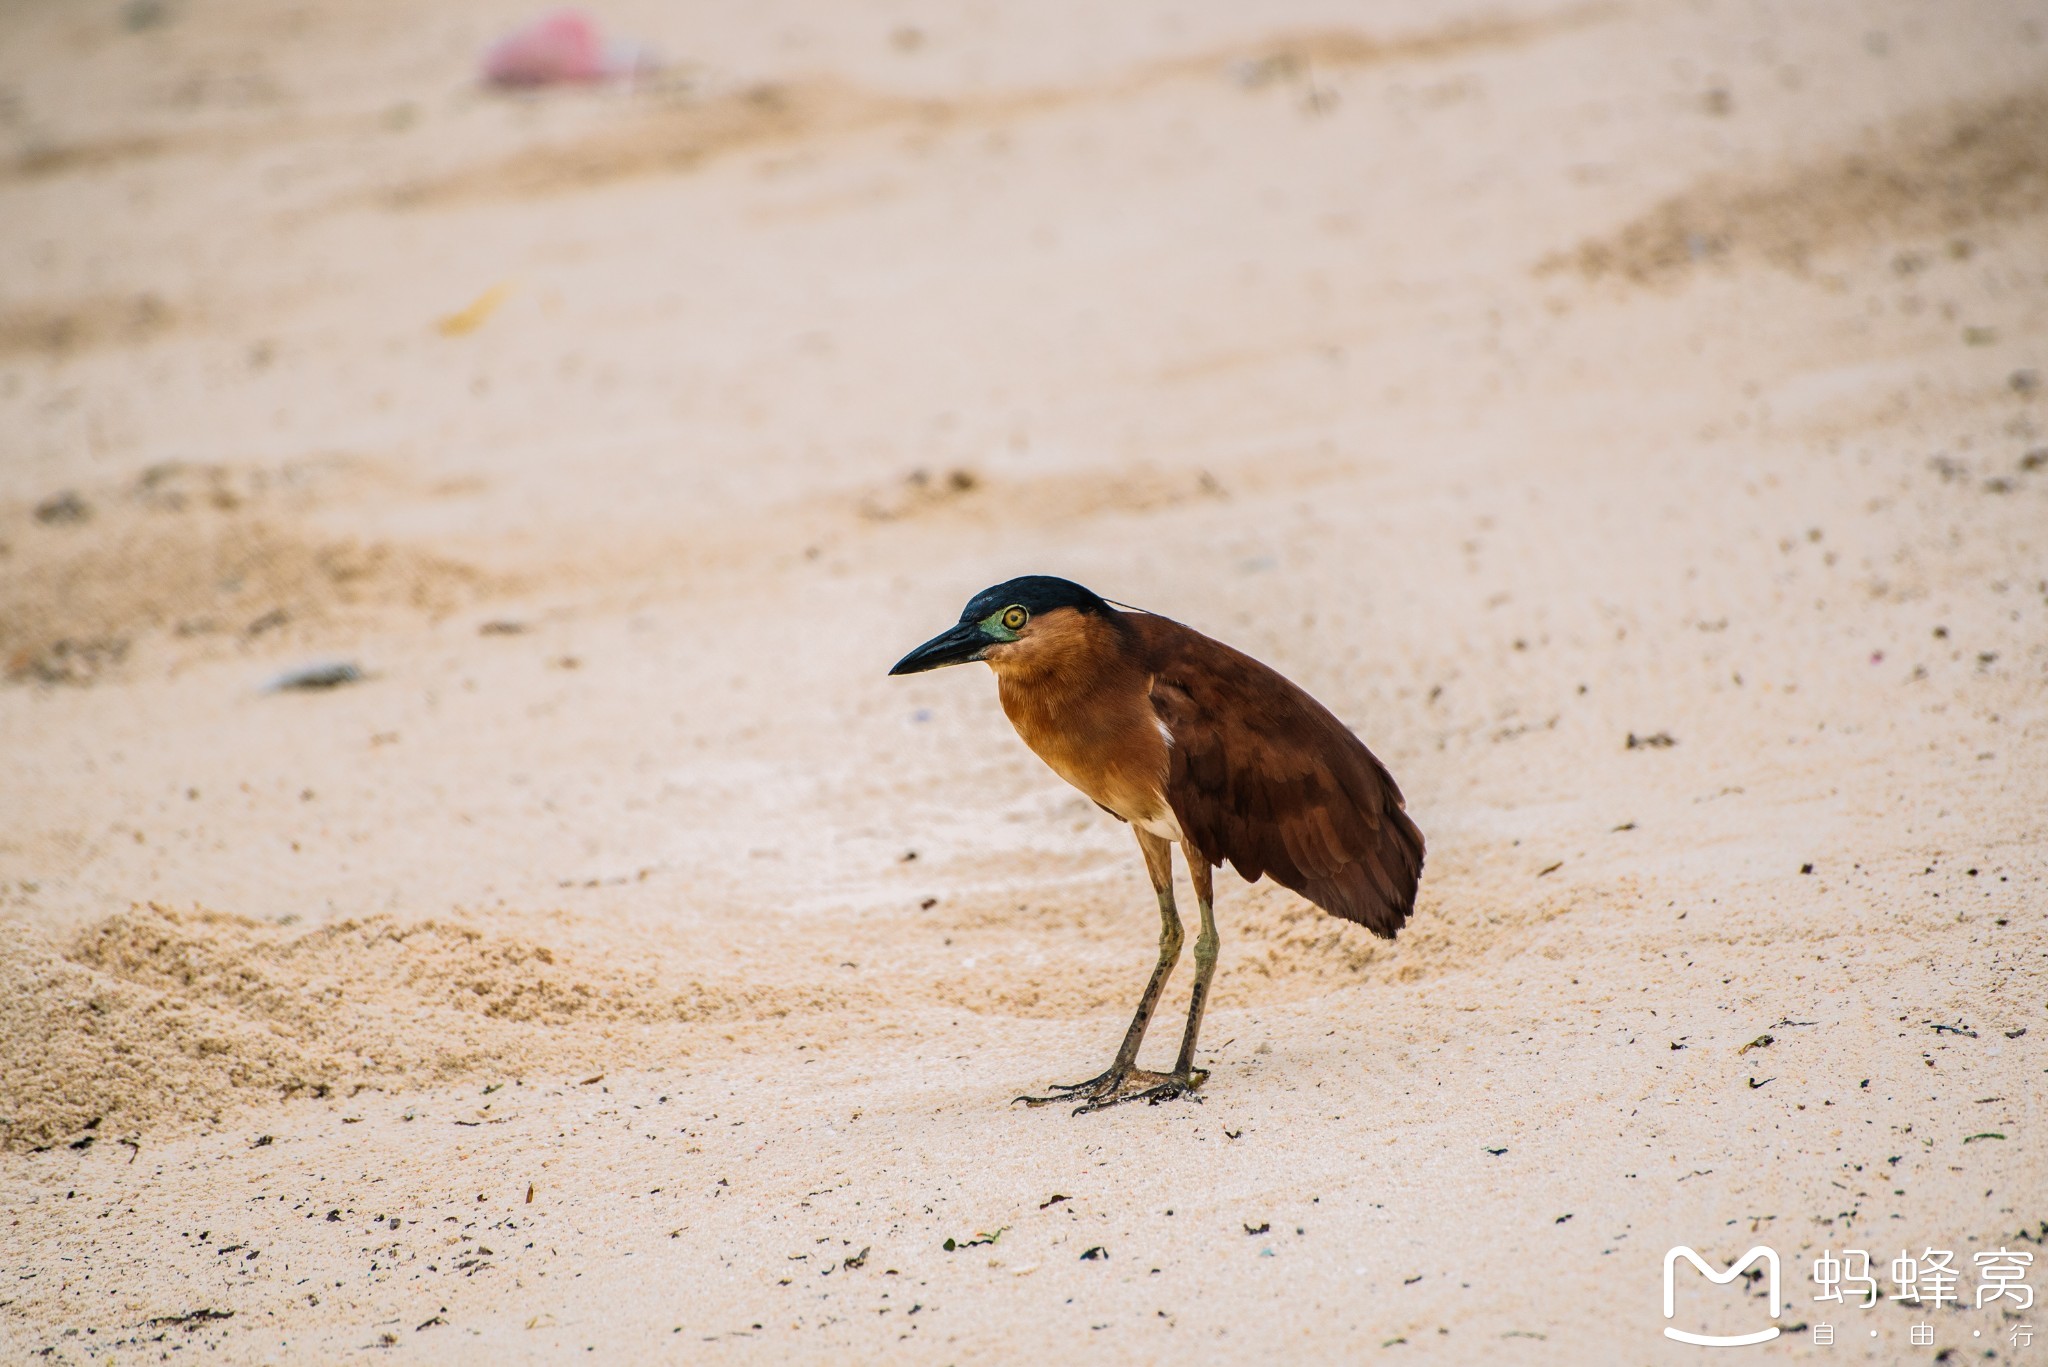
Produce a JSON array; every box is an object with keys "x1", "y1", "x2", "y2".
[{"x1": 1001, "y1": 606, "x2": 1028, "y2": 632}]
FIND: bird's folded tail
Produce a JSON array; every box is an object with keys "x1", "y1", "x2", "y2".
[{"x1": 1285, "y1": 798, "x2": 1424, "y2": 940}]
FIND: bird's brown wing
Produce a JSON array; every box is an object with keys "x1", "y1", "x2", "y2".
[{"x1": 1137, "y1": 616, "x2": 1424, "y2": 939}]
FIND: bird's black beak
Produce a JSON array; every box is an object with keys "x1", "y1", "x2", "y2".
[{"x1": 889, "y1": 621, "x2": 990, "y2": 675}]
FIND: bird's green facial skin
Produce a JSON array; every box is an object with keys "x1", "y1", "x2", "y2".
[{"x1": 977, "y1": 607, "x2": 1025, "y2": 644}]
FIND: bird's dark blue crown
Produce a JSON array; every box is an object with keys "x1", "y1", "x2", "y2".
[{"x1": 959, "y1": 576, "x2": 1113, "y2": 623}]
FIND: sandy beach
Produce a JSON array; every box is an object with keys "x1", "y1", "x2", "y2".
[{"x1": 2, "y1": 0, "x2": 2044, "y2": 1360}]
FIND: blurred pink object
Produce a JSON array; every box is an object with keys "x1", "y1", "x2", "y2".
[{"x1": 483, "y1": 10, "x2": 653, "y2": 87}]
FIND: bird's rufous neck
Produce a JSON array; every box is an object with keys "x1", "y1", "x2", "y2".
[{"x1": 983, "y1": 608, "x2": 1140, "y2": 699}]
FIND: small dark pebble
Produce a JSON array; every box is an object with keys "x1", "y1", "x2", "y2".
[
  {"x1": 34, "y1": 490, "x2": 90, "y2": 524},
  {"x1": 1625, "y1": 731, "x2": 1676, "y2": 749},
  {"x1": 264, "y1": 661, "x2": 363, "y2": 692}
]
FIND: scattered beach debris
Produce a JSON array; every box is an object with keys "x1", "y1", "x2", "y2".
[
  {"x1": 148, "y1": 1308, "x2": 235, "y2": 1330},
  {"x1": 1737, "y1": 1034, "x2": 1774, "y2": 1055},
  {"x1": 943, "y1": 1227, "x2": 1007, "y2": 1251},
  {"x1": 859, "y1": 467, "x2": 982, "y2": 521},
  {"x1": 33, "y1": 490, "x2": 90, "y2": 525},
  {"x1": 1625, "y1": 730, "x2": 1676, "y2": 749},
  {"x1": 436, "y1": 282, "x2": 513, "y2": 337},
  {"x1": 263, "y1": 661, "x2": 363, "y2": 692},
  {"x1": 1244, "y1": 1222, "x2": 1270, "y2": 1236},
  {"x1": 1079, "y1": 1245, "x2": 1108, "y2": 1260},
  {"x1": 121, "y1": 0, "x2": 170, "y2": 32},
  {"x1": 482, "y1": 10, "x2": 655, "y2": 88}
]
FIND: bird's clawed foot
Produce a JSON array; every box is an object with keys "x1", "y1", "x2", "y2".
[{"x1": 1016, "y1": 1066, "x2": 1208, "y2": 1115}]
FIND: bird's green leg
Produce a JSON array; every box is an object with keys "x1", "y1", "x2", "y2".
[
  {"x1": 1052, "y1": 847, "x2": 1215, "y2": 1113},
  {"x1": 1165, "y1": 856, "x2": 1218, "y2": 1089},
  {"x1": 1018, "y1": 829, "x2": 1185, "y2": 1112}
]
